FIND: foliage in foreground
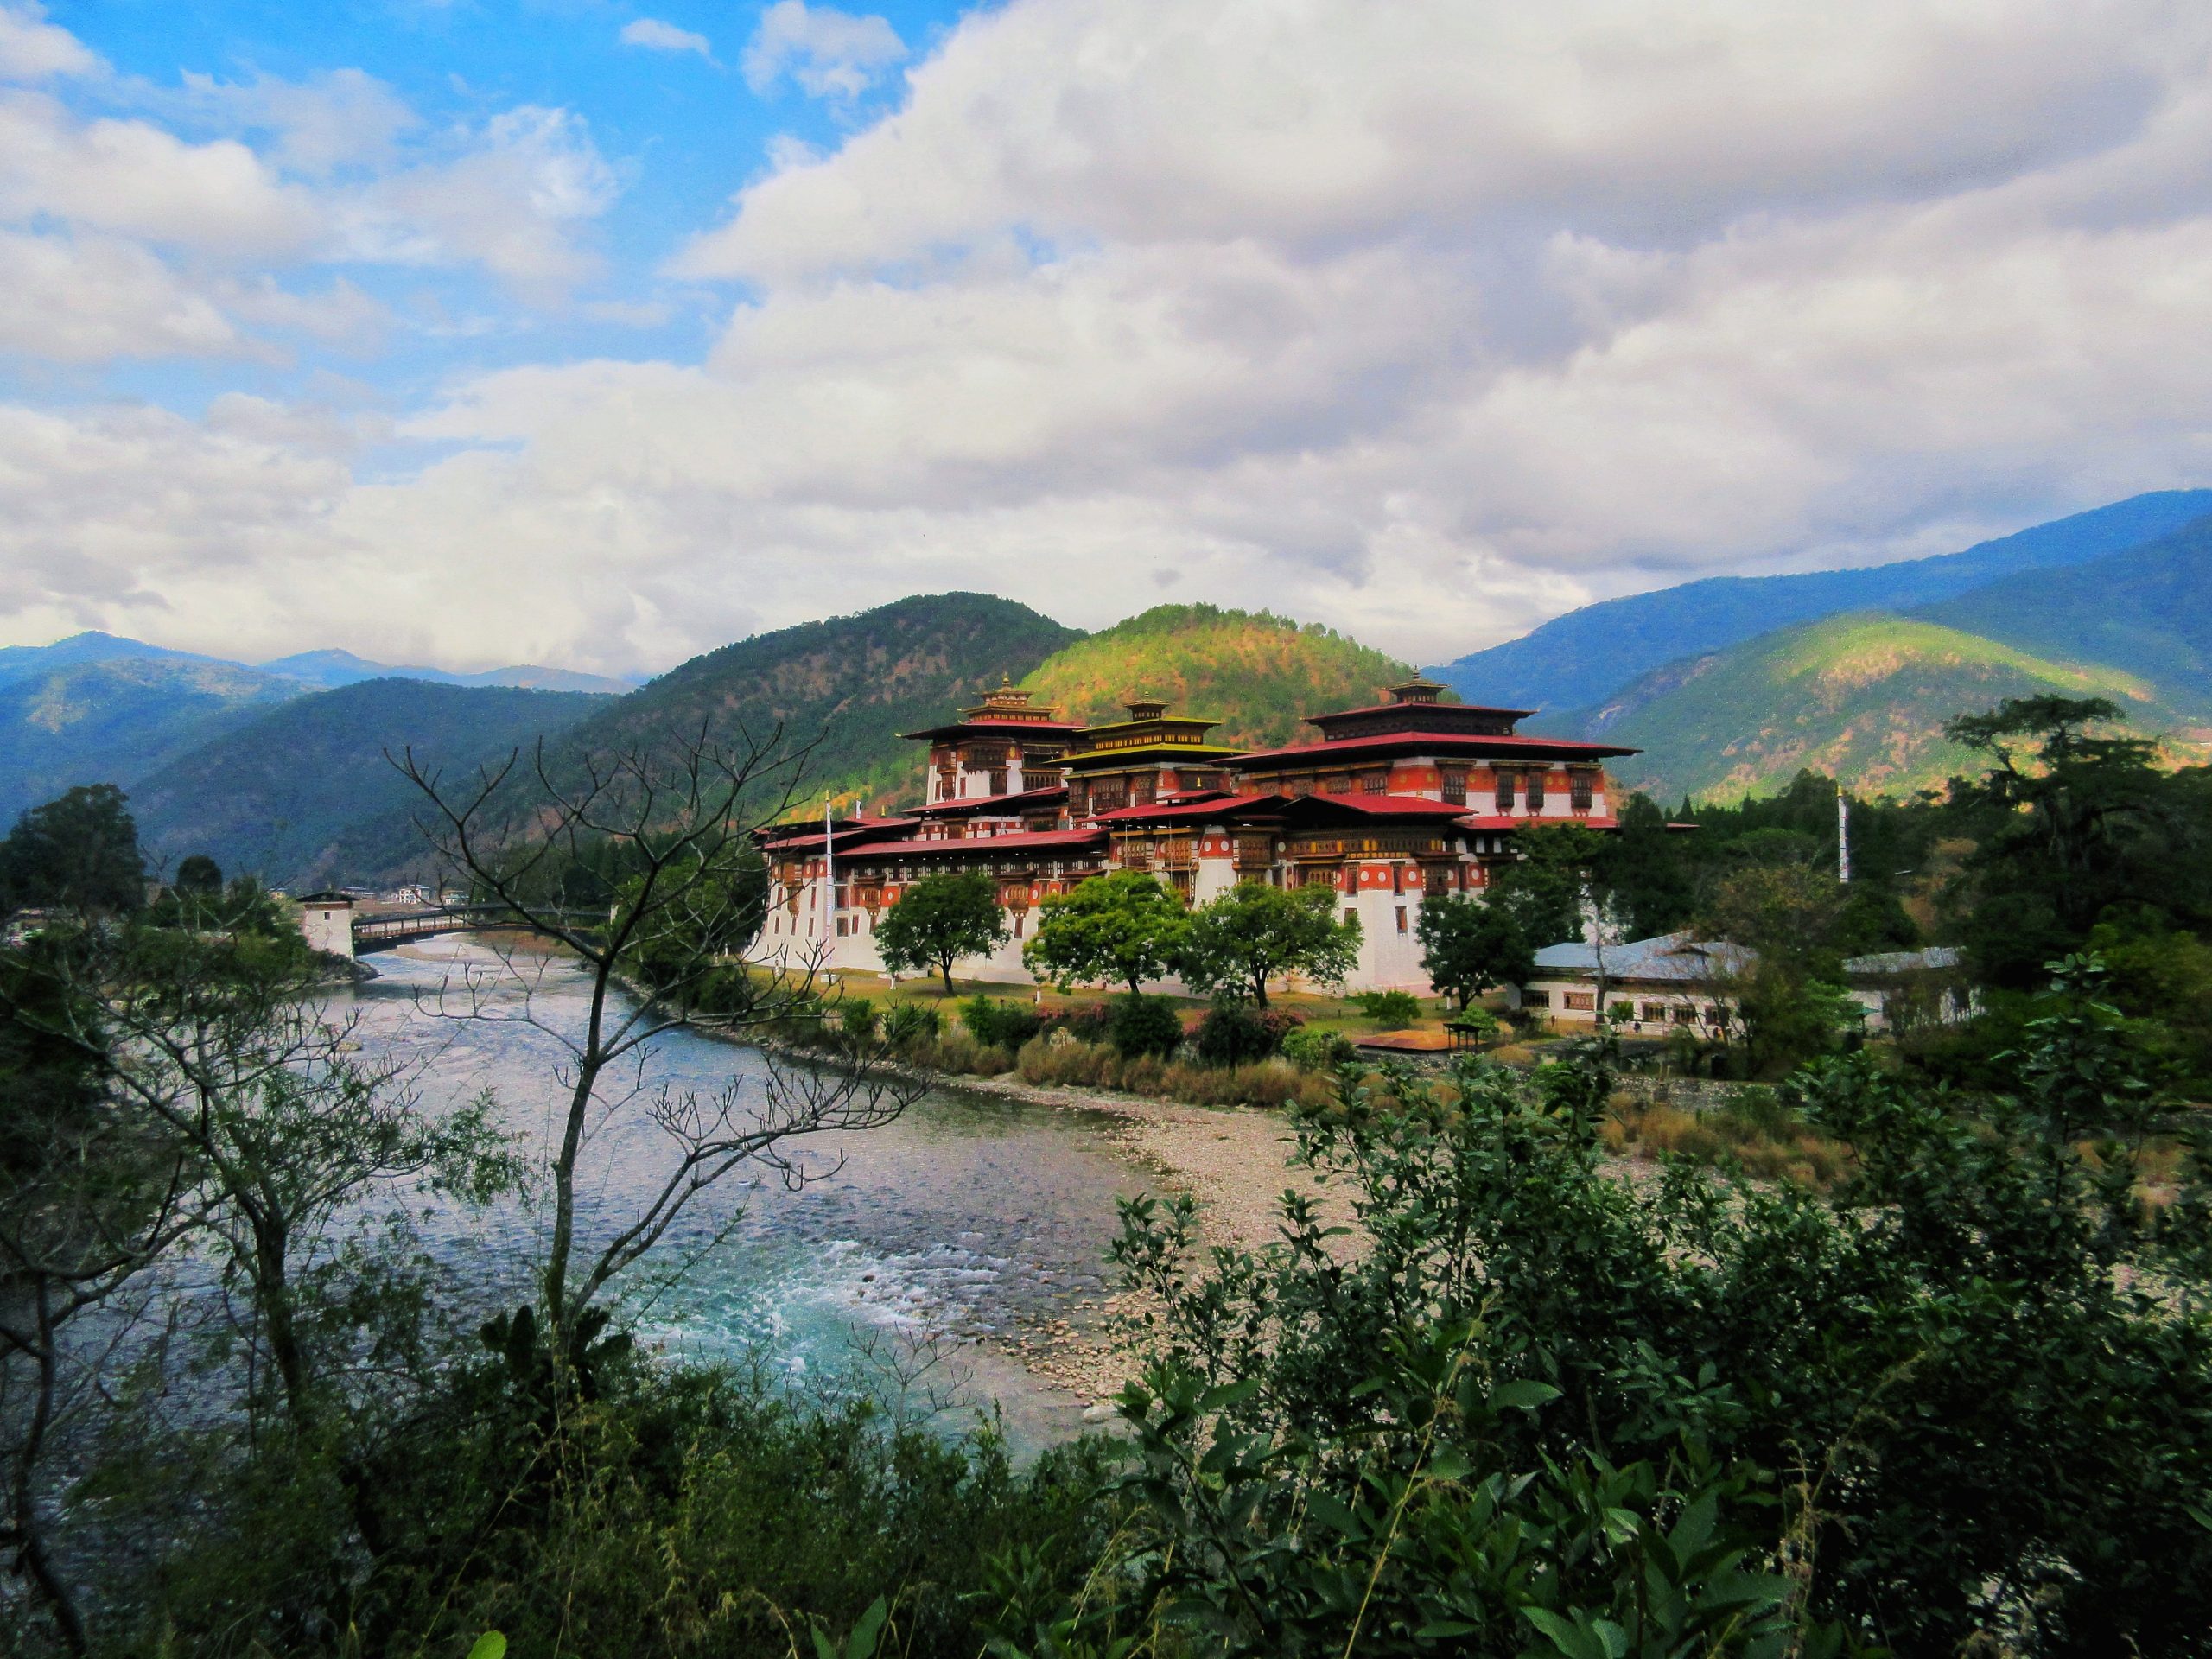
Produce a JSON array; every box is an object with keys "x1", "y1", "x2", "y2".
[{"x1": 1007, "y1": 967, "x2": 2212, "y2": 1657}]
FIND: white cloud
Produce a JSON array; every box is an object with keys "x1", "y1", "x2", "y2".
[
  {"x1": 18, "y1": 0, "x2": 2212, "y2": 678},
  {"x1": 332, "y1": 105, "x2": 622, "y2": 293},
  {"x1": 0, "y1": 2, "x2": 96, "y2": 82},
  {"x1": 742, "y1": 1, "x2": 905, "y2": 100},
  {"x1": 0, "y1": 230, "x2": 248, "y2": 362},
  {"x1": 620, "y1": 18, "x2": 714, "y2": 60},
  {"x1": 0, "y1": 88, "x2": 319, "y2": 254},
  {"x1": 182, "y1": 67, "x2": 422, "y2": 175}
]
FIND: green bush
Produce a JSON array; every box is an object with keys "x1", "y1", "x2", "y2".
[
  {"x1": 838, "y1": 996, "x2": 878, "y2": 1041},
  {"x1": 1192, "y1": 1001, "x2": 1301, "y2": 1066},
  {"x1": 962, "y1": 995, "x2": 1044, "y2": 1049},
  {"x1": 1446, "y1": 1005, "x2": 1501, "y2": 1043},
  {"x1": 882, "y1": 1001, "x2": 941, "y2": 1047},
  {"x1": 1281, "y1": 1026, "x2": 1357, "y2": 1072},
  {"x1": 1107, "y1": 993, "x2": 1183, "y2": 1058},
  {"x1": 150, "y1": 1357, "x2": 1119, "y2": 1658},
  {"x1": 1352, "y1": 988, "x2": 1423, "y2": 1026}
]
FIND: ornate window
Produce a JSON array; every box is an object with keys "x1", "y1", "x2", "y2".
[{"x1": 1441, "y1": 766, "x2": 1467, "y2": 804}]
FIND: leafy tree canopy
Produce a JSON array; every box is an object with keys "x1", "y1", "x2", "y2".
[
  {"x1": 0, "y1": 784, "x2": 145, "y2": 916},
  {"x1": 874, "y1": 870, "x2": 1008, "y2": 995},
  {"x1": 1415, "y1": 895, "x2": 1533, "y2": 1009},
  {"x1": 1022, "y1": 870, "x2": 1189, "y2": 996},
  {"x1": 1178, "y1": 880, "x2": 1359, "y2": 1007}
]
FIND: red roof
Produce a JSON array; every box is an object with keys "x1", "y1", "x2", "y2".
[
  {"x1": 838, "y1": 827, "x2": 1109, "y2": 861},
  {"x1": 1230, "y1": 729, "x2": 1638, "y2": 766},
  {"x1": 909, "y1": 785, "x2": 1068, "y2": 818},
  {"x1": 1092, "y1": 792, "x2": 1285, "y2": 823},
  {"x1": 759, "y1": 817, "x2": 918, "y2": 855}
]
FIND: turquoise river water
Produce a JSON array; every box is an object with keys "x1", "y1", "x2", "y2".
[{"x1": 341, "y1": 935, "x2": 1148, "y2": 1446}]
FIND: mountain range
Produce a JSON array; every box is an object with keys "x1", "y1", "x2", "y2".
[
  {"x1": 1429, "y1": 491, "x2": 2212, "y2": 717},
  {"x1": 10, "y1": 488, "x2": 2212, "y2": 881}
]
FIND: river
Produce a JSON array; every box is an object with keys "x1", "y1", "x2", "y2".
[{"x1": 340, "y1": 935, "x2": 1149, "y2": 1447}]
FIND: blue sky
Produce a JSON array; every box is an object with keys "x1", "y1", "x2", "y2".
[
  {"x1": 6, "y1": 2, "x2": 2212, "y2": 676},
  {"x1": 22, "y1": 1, "x2": 963, "y2": 415}
]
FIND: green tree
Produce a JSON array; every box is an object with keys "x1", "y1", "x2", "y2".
[
  {"x1": 1414, "y1": 894, "x2": 1533, "y2": 1008},
  {"x1": 0, "y1": 784, "x2": 145, "y2": 916},
  {"x1": 1022, "y1": 870, "x2": 1190, "y2": 996},
  {"x1": 1486, "y1": 822, "x2": 1605, "y2": 946},
  {"x1": 1699, "y1": 861, "x2": 1860, "y2": 1076},
  {"x1": 1592, "y1": 792, "x2": 1697, "y2": 937},
  {"x1": 174, "y1": 854, "x2": 223, "y2": 894},
  {"x1": 1177, "y1": 881, "x2": 1359, "y2": 1007},
  {"x1": 1942, "y1": 696, "x2": 2210, "y2": 986},
  {"x1": 874, "y1": 869, "x2": 1009, "y2": 995}
]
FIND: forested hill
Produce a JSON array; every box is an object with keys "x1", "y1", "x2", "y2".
[
  {"x1": 1581, "y1": 612, "x2": 2204, "y2": 803},
  {"x1": 1021, "y1": 604, "x2": 1420, "y2": 751},
  {"x1": 129, "y1": 680, "x2": 610, "y2": 887},
  {"x1": 1428, "y1": 491, "x2": 2212, "y2": 715},
  {"x1": 567, "y1": 592, "x2": 1084, "y2": 815}
]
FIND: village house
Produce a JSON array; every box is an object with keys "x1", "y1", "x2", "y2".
[
  {"x1": 758, "y1": 675, "x2": 1637, "y2": 996},
  {"x1": 1523, "y1": 935, "x2": 1976, "y2": 1034}
]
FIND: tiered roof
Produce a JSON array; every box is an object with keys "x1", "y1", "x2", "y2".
[{"x1": 899, "y1": 677, "x2": 1082, "y2": 742}]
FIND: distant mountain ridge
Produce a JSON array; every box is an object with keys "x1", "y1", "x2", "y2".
[
  {"x1": 1429, "y1": 491, "x2": 2212, "y2": 715},
  {"x1": 1583, "y1": 612, "x2": 2205, "y2": 803},
  {"x1": 130, "y1": 680, "x2": 611, "y2": 888},
  {"x1": 0, "y1": 629, "x2": 640, "y2": 831},
  {"x1": 257, "y1": 648, "x2": 635, "y2": 695},
  {"x1": 0, "y1": 654, "x2": 300, "y2": 827},
  {"x1": 1914, "y1": 512, "x2": 2212, "y2": 708}
]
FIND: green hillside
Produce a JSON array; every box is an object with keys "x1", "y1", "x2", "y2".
[
  {"x1": 1020, "y1": 604, "x2": 1420, "y2": 753},
  {"x1": 1430, "y1": 491, "x2": 2212, "y2": 714},
  {"x1": 130, "y1": 680, "x2": 610, "y2": 887},
  {"x1": 575, "y1": 591, "x2": 1083, "y2": 818},
  {"x1": 1916, "y1": 512, "x2": 2212, "y2": 710},
  {"x1": 0, "y1": 655, "x2": 301, "y2": 827},
  {"x1": 1584, "y1": 613, "x2": 2205, "y2": 802}
]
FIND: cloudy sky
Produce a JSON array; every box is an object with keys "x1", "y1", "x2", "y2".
[{"x1": 6, "y1": 1, "x2": 2212, "y2": 676}]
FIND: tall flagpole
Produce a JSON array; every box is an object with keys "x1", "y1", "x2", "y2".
[
  {"x1": 1837, "y1": 788, "x2": 1851, "y2": 885},
  {"x1": 823, "y1": 794, "x2": 836, "y2": 962}
]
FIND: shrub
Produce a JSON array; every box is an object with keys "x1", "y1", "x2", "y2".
[
  {"x1": 1352, "y1": 988, "x2": 1423, "y2": 1026},
  {"x1": 1281, "y1": 1026, "x2": 1357, "y2": 1072},
  {"x1": 882, "y1": 1001, "x2": 941, "y2": 1048},
  {"x1": 1044, "y1": 1001, "x2": 1112, "y2": 1045},
  {"x1": 963, "y1": 995, "x2": 1044, "y2": 1049},
  {"x1": 838, "y1": 996, "x2": 878, "y2": 1042},
  {"x1": 1107, "y1": 993, "x2": 1184, "y2": 1058},
  {"x1": 1192, "y1": 1001, "x2": 1302, "y2": 1066},
  {"x1": 1446, "y1": 1005, "x2": 1502, "y2": 1044}
]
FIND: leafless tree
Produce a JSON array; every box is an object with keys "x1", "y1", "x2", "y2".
[
  {"x1": 0, "y1": 1111, "x2": 199, "y2": 1654},
  {"x1": 391, "y1": 721, "x2": 923, "y2": 1368}
]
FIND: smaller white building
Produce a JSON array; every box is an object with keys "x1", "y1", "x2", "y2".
[
  {"x1": 296, "y1": 889, "x2": 355, "y2": 959},
  {"x1": 1522, "y1": 935, "x2": 1975, "y2": 1034},
  {"x1": 1522, "y1": 936, "x2": 1753, "y2": 1034}
]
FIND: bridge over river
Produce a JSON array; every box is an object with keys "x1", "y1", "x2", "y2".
[{"x1": 297, "y1": 894, "x2": 606, "y2": 957}]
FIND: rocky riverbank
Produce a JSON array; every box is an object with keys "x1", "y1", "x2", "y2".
[{"x1": 751, "y1": 1034, "x2": 1345, "y2": 1409}]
